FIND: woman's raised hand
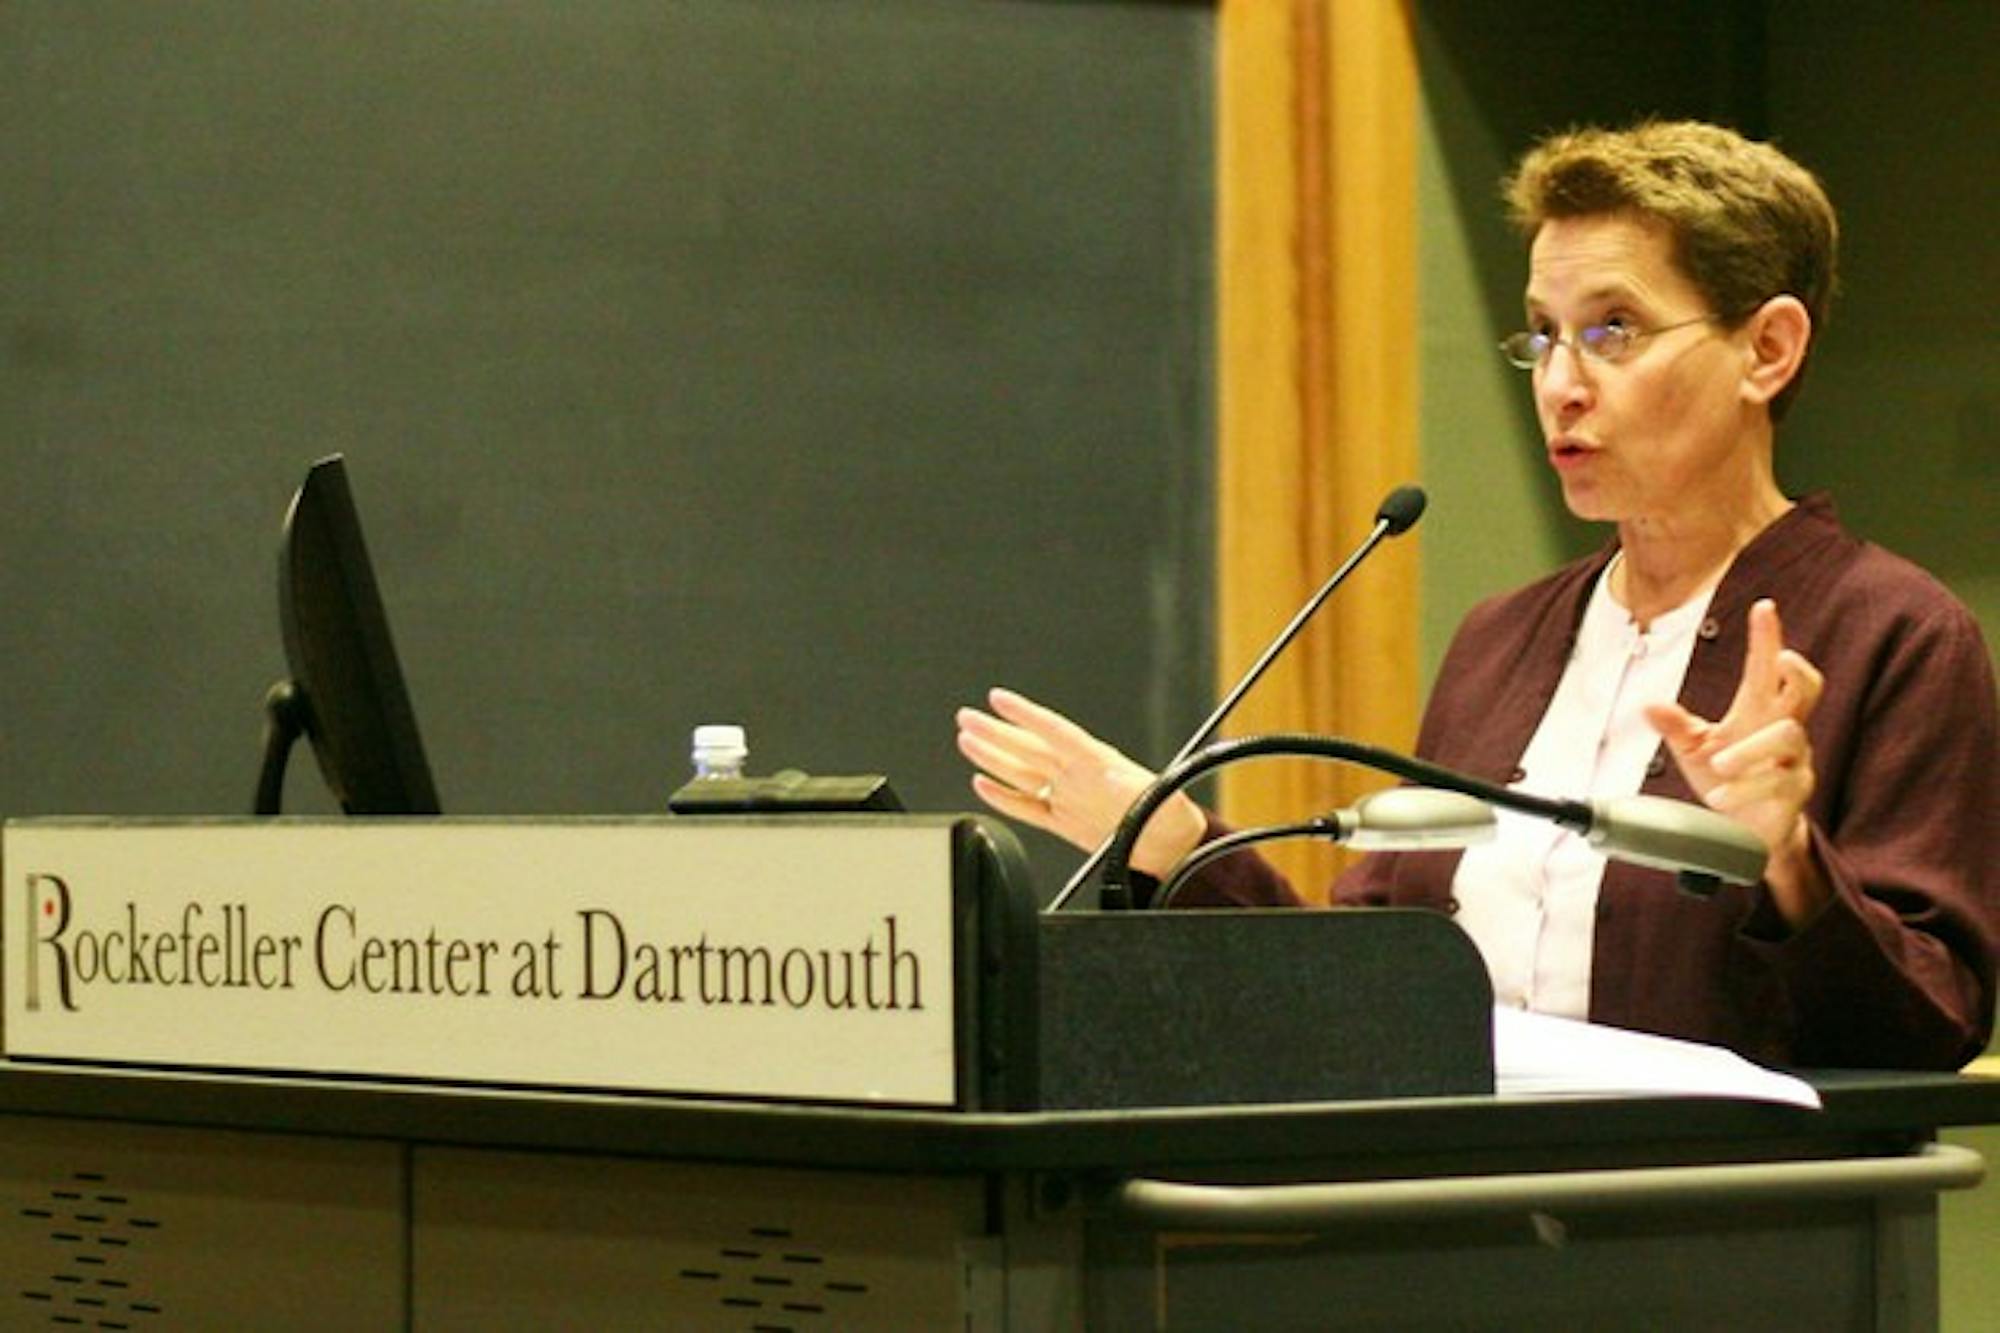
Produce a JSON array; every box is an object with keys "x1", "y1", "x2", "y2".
[
  {"x1": 1645, "y1": 599, "x2": 1829, "y2": 925},
  {"x1": 954, "y1": 687, "x2": 1207, "y2": 880}
]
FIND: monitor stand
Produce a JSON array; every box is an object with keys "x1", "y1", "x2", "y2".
[{"x1": 253, "y1": 680, "x2": 308, "y2": 816}]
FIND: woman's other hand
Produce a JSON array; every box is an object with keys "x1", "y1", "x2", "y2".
[
  {"x1": 1646, "y1": 599, "x2": 1830, "y2": 925},
  {"x1": 954, "y1": 687, "x2": 1207, "y2": 879}
]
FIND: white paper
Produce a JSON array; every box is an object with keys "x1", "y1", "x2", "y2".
[{"x1": 1492, "y1": 1005, "x2": 1822, "y2": 1110}]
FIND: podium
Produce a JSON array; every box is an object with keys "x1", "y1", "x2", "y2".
[{"x1": 0, "y1": 815, "x2": 1991, "y2": 1329}]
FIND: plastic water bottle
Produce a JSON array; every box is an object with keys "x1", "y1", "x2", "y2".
[{"x1": 690, "y1": 725, "x2": 748, "y2": 782}]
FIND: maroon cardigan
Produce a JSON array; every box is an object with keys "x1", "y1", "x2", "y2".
[{"x1": 1177, "y1": 495, "x2": 1997, "y2": 1069}]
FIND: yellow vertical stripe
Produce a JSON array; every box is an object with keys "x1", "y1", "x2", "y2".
[{"x1": 1216, "y1": 1, "x2": 1420, "y2": 899}]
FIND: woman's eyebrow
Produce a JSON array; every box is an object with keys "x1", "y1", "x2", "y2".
[{"x1": 1524, "y1": 280, "x2": 1644, "y2": 313}]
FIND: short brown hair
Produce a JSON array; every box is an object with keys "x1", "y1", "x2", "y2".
[{"x1": 1503, "y1": 120, "x2": 1838, "y2": 420}]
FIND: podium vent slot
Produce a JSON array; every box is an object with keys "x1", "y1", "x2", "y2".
[
  {"x1": 664, "y1": 1225, "x2": 883, "y2": 1326},
  {"x1": 14, "y1": 1171, "x2": 164, "y2": 1327}
]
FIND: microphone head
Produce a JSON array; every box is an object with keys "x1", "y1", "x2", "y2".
[
  {"x1": 1376, "y1": 485, "x2": 1427, "y2": 536},
  {"x1": 1346, "y1": 787, "x2": 1495, "y2": 850},
  {"x1": 1586, "y1": 795, "x2": 1767, "y2": 886}
]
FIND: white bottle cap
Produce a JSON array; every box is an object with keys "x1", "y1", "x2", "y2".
[{"x1": 691, "y1": 724, "x2": 747, "y2": 758}]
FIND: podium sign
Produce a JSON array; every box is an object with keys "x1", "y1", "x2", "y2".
[{"x1": 3, "y1": 819, "x2": 968, "y2": 1106}]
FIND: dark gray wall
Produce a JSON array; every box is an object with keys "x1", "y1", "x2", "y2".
[
  {"x1": 1, "y1": 0, "x2": 1215, "y2": 899},
  {"x1": 1415, "y1": 2, "x2": 1771, "y2": 667},
  {"x1": 1415, "y1": 2, "x2": 1996, "y2": 672},
  {"x1": 1765, "y1": 2, "x2": 1999, "y2": 656}
]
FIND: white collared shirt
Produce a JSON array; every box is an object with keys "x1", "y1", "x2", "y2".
[{"x1": 1451, "y1": 560, "x2": 1714, "y2": 1018}]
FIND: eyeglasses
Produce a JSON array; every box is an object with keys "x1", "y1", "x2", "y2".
[{"x1": 1497, "y1": 313, "x2": 1726, "y2": 370}]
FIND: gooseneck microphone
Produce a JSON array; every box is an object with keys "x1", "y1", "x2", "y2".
[
  {"x1": 1099, "y1": 733, "x2": 1769, "y2": 907},
  {"x1": 1152, "y1": 786, "x2": 1497, "y2": 908},
  {"x1": 1045, "y1": 485, "x2": 1427, "y2": 913}
]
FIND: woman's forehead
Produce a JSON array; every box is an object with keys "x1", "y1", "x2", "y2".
[{"x1": 1525, "y1": 214, "x2": 1693, "y2": 310}]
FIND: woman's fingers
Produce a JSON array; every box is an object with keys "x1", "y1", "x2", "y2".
[
  {"x1": 969, "y1": 771, "x2": 1059, "y2": 834},
  {"x1": 1644, "y1": 699, "x2": 1711, "y2": 756},
  {"x1": 987, "y1": 686, "x2": 1106, "y2": 754},
  {"x1": 1711, "y1": 717, "x2": 1809, "y2": 779},
  {"x1": 1738, "y1": 599, "x2": 1784, "y2": 708},
  {"x1": 1776, "y1": 647, "x2": 1824, "y2": 719},
  {"x1": 954, "y1": 723, "x2": 1043, "y2": 801}
]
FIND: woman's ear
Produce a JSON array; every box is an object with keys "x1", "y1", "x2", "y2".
[{"x1": 1740, "y1": 295, "x2": 1812, "y2": 409}]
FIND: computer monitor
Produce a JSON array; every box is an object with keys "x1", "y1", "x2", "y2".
[{"x1": 253, "y1": 454, "x2": 441, "y2": 816}]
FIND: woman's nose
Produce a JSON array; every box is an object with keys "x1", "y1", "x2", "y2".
[{"x1": 1536, "y1": 341, "x2": 1595, "y2": 419}]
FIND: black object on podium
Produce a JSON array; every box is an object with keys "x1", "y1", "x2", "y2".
[
  {"x1": 667, "y1": 771, "x2": 904, "y2": 813},
  {"x1": 1035, "y1": 908, "x2": 1495, "y2": 1110}
]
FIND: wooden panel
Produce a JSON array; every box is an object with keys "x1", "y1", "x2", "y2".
[{"x1": 1216, "y1": 0, "x2": 1420, "y2": 898}]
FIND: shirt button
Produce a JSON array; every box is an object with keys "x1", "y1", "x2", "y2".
[
  {"x1": 1507, "y1": 766, "x2": 1527, "y2": 784},
  {"x1": 1646, "y1": 750, "x2": 1669, "y2": 778},
  {"x1": 1443, "y1": 896, "x2": 1461, "y2": 916},
  {"x1": 1698, "y1": 616, "x2": 1721, "y2": 640}
]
